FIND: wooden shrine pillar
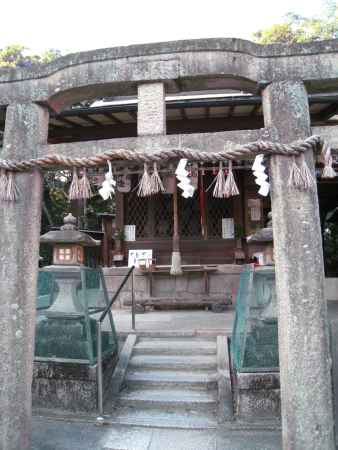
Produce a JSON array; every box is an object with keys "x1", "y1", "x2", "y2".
[
  {"x1": 0, "y1": 103, "x2": 49, "y2": 450},
  {"x1": 262, "y1": 82, "x2": 335, "y2": 450},
  {"x1": 98, "y1": 213, "x2": 114, "y2": 267}
]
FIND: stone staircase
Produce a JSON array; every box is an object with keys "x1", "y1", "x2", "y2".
[{"x1": 109, "y1": 335, "x2": 232, "y2": 429}]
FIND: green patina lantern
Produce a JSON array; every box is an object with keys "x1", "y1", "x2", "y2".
[
  {"x1": 231, "y1": 216, "x2": 278, "y2": 372},
  {"x1": 35, "y1": 214, "x2": 118, "y2": 364}
]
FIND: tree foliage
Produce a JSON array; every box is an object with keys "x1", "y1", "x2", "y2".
[
  {"x1": 323, "y1": 207, "x2": 338, "y2": 277},
  {"x1": 0, "y1": 44, "x2": 61, "y2": 68},
  {"x1": 253, "y1": 1, "x2": 338, "y2": 44}
]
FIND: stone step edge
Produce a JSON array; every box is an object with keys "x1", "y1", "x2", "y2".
[
  {"x1": 125, "y1": 371, "x2": 218, "y2": 383},
  {"x1": 128, "y1": 362, "x2": 217, "y2": 371},
  {"x1": 111, "y1": 334, "x2": 137, "y2": 396},
  {"x1": 117, "y1": 391, "x2": 218, "y2": 406},
  {"x1": 132, "y1": 348, "x2": 217, "y2": 356},
  {"x1": 33, "y1": 409, "x2": 281, "y2": 431},
  {"x1": 117, "y1": 330, "x2": 231, "y2": 338},
  {"x1": 105, "y1": 412, "x2": 217, "y2": 430}
]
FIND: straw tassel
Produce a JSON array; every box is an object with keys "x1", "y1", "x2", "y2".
[
  {"x1": 288, "y1": 154, "x2": 316, "y2": 191},
  {"x1": 213, "y1": 162, "x2": 227, "y2": 198},
  {"x1": 79, "y1": 168, "x2": 93, "y2": 199},
  {"x1": 224, "y1": 160, "x2": 239, "y2": 197},
  {"x1": 137, "y1": 163, "x2": 152, "y2": 197},
  {"x1": 150, "y1": 162, "x2": 165, "y2": 194},
  {"x1": 299, "y1": 153, "x2": 316, "y2": 191},
  {"x1": 5, "y1": 171, "x2": 20, "y2": 202},
  {"x1": 0, "y1": 169, "x2": 8, "y2": 200},
  {"x1": 68, "y1": 168, "x2": 81, "y2": 200},
  {"x1": 288, "y1": 156, "x2": 303, "y2": 188},
  {"x1": 321, "y1": 141, "x2": 337, "y2": 178}
]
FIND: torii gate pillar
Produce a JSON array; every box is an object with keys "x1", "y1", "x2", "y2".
[
  {"x1": 0, "y1": 103, "x2": 48, "y2": 450},
  {"x1": 262, "y1": 81, "x2": 335, "y2": 449}
]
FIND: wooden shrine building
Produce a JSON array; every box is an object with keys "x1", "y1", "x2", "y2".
[{"x1": 2, "y1": 89, "x2": 336, "y2": 269}]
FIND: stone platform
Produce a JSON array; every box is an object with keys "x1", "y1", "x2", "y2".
[{"x1": 103, "y1": 265, "x2": 242, "y2": 308}]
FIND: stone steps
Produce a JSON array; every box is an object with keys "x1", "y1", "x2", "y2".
[
  {"x1": 109, "y1": 405, "x2": 218, "y2": 429},
  {"x1": 133, "y1": 339, "x2": 217, "y2": 356},
  {"x1": 125, "y1": 370, "x2": 218, "y2": 390},
  {"x1": 110, "y1": 335, "x2": 232, "y2": 429},
  {"x1": 117, "y1": 387, "x2": 217, "y2": 409},
  {"x1": 129, "y1": 354, "x2": 217, "y2": 371}
]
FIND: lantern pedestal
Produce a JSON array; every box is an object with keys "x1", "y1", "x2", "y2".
[
  {"x1": 230, "y1": 265, "x2": 280, "y2": 419},
  {"x1": 33, "y1": 352, "x2": 118, "y2": 413}
]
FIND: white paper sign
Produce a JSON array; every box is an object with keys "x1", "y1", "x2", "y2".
[
  {"x1": 222, "y1": 218, "x2": 234, "y2": 239},
  {"x1": 128, "y1": 249, "x2": 153, "y2": 268},
  {"x1": 124, "y1": 225, "x2": 136, "y2": 242},
  {"x1": 248, "y1": 199, "x2": 262, "y2": 221}
]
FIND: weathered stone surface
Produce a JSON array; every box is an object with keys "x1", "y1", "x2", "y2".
[
  {"x1": 0, "y1": 103, "x2": 48, "y2": 450},
  {"x1": 32, "y1": 354, "x2": 117, "y2": 412},
  {"x1": 232, "y1": 370, "x2": 280, "y2": 419},
  {"x1": 137, "y1": 83, "x2": 166, "y2": 136},
  {"x1": 263, "y1": 82, "x2": 335, "y2": 449},
  {"x1": 44, "y1": 128, "x2": 269, "y2": 160},
  {"x1": 103, "y1": 266, "x2": 240, "y2": 306},
  {"x1": 1, "y1": 39, "x2": 338, "y2": 108}
]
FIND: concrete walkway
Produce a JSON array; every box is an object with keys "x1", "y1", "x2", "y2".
[
  {"x1": 112, "y1": 309, "x2": 234, "y2": 335},
  {"x1": 31, "y1": 307, "x2": 338, "y2": 449},
  {"x1": 31, "y1": 416, "x2": 282, "y2": 450}
]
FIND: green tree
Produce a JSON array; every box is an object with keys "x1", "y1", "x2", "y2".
[
  {"x1": 323, "y1": 207, "x2": 338, "y2": 276},
  {"x1": 253, "y1": 1, "x2": 338, "y2": 44},
  {"x1": 0, "y1": 44, "x2": 61, "y2": 68}
]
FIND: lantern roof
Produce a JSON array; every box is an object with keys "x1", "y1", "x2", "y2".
[
  {"x1": 40, "y1": 213, "x2": 100, "y2": 247},
  {"x1": 247, "y1": 212, "x2": 273, "y2": 243}
]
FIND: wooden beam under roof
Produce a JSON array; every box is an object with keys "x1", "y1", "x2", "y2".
[
  {"x1": 316, "y1": 103, "x2": 338, "y2": 121},
  {"x1": 54, "y1": 116, "x2": 81, "y2": 128},
  {"x1": 49, "y1": 92, "x2": 338, "y2": 125},
  {"x1": 250, "y1": 104, "x2": 261, "y2": 116},
  {"x1": 99, "y1": 112, "x2": 124, "y2": 125},
  {"x1": 180, "y1": 108, "x2": 188, "y2": 120},
  {"x1": 128, "y1": 111, "x2": 137, "y2": 121},
  {"x1": 48, "y1": 116, "x2": 263, "y2": 142},
  {"x1": 110, "y1": 114, "x2": 124, "y2": 124},
  {"x1": 228, "y1": 105, "x2": 235, "y2": 118},
  {"x1": 102, "y1": 112, "x2": 119, "y2": 124},
  {"x1": 82, "y1": 114, "x2": 103, "y2": 126},
  {"x1": 166, "y1": 95, "x2": 261, "y2": 109}
]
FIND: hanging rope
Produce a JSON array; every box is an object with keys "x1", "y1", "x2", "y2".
[
  {"x1": 0, "y1": 135, "x2": 336, "y2": 202},
  {"x1": 0, "y1": 135, "x2": 326, "y2": 172}
]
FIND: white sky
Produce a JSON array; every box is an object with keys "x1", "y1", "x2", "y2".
[{"x1": 0, "y1": 0, "x2": 326, "y2": 55}]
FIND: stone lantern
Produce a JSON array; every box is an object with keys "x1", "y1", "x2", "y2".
[
  {"x1": 39, "y1": 213, "x2": 100, "y2": 315},
  {"x1": 247, "y1": 212, "x2": 274, "y2": 265},
  {"x1": 34, "y1": 215, "x2": 118, "y2": 413},
  {"x1": 42, "y1": 213, "x2": 99, "y2": 266},
  {"x1": 231, "y1": 212, "x2": 279, "y2": 419}
]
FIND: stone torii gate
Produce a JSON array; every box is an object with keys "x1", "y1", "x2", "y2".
[{"x1": 0, "y1": 39, "x2": 338, "y2": 450}]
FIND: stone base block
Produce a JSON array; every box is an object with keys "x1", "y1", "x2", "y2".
[
  {"x1": 32, "y1": 353, "x2": 118, "y2": 413},
  {"x1": 232, "y1": 371, "x2": 280, "y2": 419},
  {"x1": 103, "y1": 265, "x2": 241, "y2": 307}
]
